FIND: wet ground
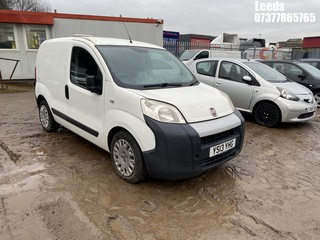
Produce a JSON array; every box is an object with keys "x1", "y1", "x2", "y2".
[{"x1": 1, "y1": 87, "x2": 320, "y2": 240}]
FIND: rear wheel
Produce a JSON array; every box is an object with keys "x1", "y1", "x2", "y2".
[
  {"x1": 39, "y1": 100, "x2": 59, "y2": 132},
  {"x1": 253, "y1": 102, "x2": 281, "y2": 127},
  {"x1": 111, "y1": 131, "x2": 146, "y2": 183}
]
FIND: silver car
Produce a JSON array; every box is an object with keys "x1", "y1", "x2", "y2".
[{"x1": 188, "y1": 58, "x2": 317, "y2": 127}]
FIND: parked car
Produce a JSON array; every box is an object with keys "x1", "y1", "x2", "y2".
[
  {"x1": 299, "y1": 58, "x2": 320, "y2": 70},
  {"x1": 260, "y1": 60, "x2": 320, "y2": 106},
  {"x1": 187, "y1": 58, "x2": 317, "y2": 127},
  {"x1": 35, "y1": 36, "x2": 245, "y2": 183}
]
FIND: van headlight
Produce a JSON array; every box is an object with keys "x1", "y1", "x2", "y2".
[
  {"x1": 277, "y1": 87, "x2": 299, "y2": 102},
  {"x1": 141, "y1": 99, "x2": 186, "y2": 123}
]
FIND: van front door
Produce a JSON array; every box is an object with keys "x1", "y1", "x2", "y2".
[{"x1": 66, "y1": 46, "x2": 105, "y2": 147}]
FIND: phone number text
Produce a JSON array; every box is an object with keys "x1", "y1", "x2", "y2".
[{"x1": 255, "y1": 13, "x2": 316, "y2": 23}]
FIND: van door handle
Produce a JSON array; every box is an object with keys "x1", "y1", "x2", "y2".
[
  {"x1": 65, "y1": 85, "x2": 69, "y2": 99},
  {"x1": 216, "y1": 81, "x2": 221, "y2": 86}
]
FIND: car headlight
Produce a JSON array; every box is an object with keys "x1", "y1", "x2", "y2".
[
  {"x1": 141, "y1": 99, "x2": 186, "y2": 123},
  {"x1": 277, "y1": 87, "x2": 299, "y2": 101}
]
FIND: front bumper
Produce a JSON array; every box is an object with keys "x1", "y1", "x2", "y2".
[
  {"x1": 142, "y1": 110, "x2": 245, "y2": 180},
  {"x1": 276, "y1": 97, "x2": 317, "y2": 123}
]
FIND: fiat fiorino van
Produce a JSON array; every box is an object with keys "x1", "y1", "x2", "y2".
[{"x1": 35, "y1": 36, "x2": 245, "y2": 183}]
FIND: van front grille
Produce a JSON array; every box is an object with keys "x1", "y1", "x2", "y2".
[{"x1": 200, "y1": 126, "x2": 240, "y2": 145}]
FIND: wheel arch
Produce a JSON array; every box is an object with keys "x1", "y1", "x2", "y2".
[
  {"x1": 107, "y1": 127, "x2": 130, "y2": 150},
  {"x1": 36, "y1": 94, "x2": 46, "y2": 108},
  {"x1": 253, "y1": 100, "x2": 282, "y2": 117},
  {"x1": 252, "y1": 100, "x2": 282, "y2": 126}
]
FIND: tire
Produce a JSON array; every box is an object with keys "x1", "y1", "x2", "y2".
[
  {"x1": 111, "y1": 131, "x2": 146, "y2": 183},
  {"x1": 314, "y1": 91, "x2": 320, "y2": 108},
  {"x1": 39, "y1": 100, "x2": 59, "y2": 132},
  {"x1": 253, "y1": 102, "x2": 281, "y2": 127}
]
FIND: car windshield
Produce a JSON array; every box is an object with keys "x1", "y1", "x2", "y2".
[
  {"x1": 97, "y1": 46, "x2": 197, "y2": 89},
  {"x1": 297, "y1": 62, "x2": 320, "y2": 78},
  {"x1": 179, "y1": 50, "x2": 200, "y2": 61},
  {"x1": 244, "y1": 61, "x2": 288, "y2": 82}
]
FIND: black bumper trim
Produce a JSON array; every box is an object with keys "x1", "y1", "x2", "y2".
[{"x1": 142, "y1": 110, "x2": 245, "y2": 180}]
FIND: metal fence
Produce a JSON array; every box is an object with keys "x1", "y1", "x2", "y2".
[
  {"x1": 241, "y1": 48, "x2": 292, "y2": 60},
  {"x1": 163, "y1": 40, "x2": 293, "y2": 60},
  {"x1": 163, "y1": 41, "x2": 210, "y2": 57}
]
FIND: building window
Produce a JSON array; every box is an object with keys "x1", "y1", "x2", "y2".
[
  {"x1": 0, "y1": 24, "x2": 16, "y2": 49},
  {"x1": 25, "y1": 25, "x2": 47, "y2": 49}
]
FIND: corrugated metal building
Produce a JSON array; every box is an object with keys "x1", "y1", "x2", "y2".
[
  {"x1": 302, "y1": 36, "x2": 320, "y2": 58},
  {"x1": 179, "y1": 34, "x2": 216, "y2": 47},
  {"x1": 0, "y1": 10, "x2": 163, "y2": 80}
]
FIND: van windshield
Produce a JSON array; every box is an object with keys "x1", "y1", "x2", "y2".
[
  {"x1": 97, "y1": 46, "x2": 197, "y2": 89},
  {"x1": 179, "y1": 50, "x2": 200, "y2": 61},
  {"x1": 244, "y1": 61, "x2": 288, "y2": 83}
]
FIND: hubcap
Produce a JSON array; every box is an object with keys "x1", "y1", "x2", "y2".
[
  {"x1": 256, "y1": 105, "x2": 277, "y2": 125},
  {"x1": 113, "y1": 139, "x2": 135, "y2": 177},
  {"x1": 39, "y1": 105, "x2": 49, "y2": 128}
]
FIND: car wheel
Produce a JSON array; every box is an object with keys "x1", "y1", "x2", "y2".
[
  {"x1": 314, "y1": 91, "x2": 320, "y2": 107},
  {"x1": 111, "y1": 131, "x2": 146, "y2": 183},
  {"x1": 39, "y1": 100, "x2": 59, "y2": 132},
  {"x1": 253, "y1": 102, "x2": 281, "y2": 127}
]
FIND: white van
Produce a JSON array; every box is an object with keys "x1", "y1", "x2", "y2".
[{"x1": 35, "y1": 36, "x2": 245, "y2": 183}]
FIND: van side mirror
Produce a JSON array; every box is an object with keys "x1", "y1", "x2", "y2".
[
  {"x1": 86, "y1": 75, "x2": 102, "y2": 95},
  {"x1": 242, "y1": 76, "x2": 252, "y2": 83}
]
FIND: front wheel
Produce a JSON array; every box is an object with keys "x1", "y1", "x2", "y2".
[
  {"x1": 110, "y1": 131, "x2": 146, "y2": 183},
  {"x1": 39, "y1": 100, "x2": 59, "y2": 132},
  {"x1": 314, "y1": 91, "x2": 320, "y2": 107},
  {"x1": 253, "y1": 102, "x2": 281, "y2": 127}
]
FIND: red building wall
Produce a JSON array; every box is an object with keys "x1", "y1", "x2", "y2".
[{"x1": 302, "y1": 37, "x2": 320, "y2": 48}]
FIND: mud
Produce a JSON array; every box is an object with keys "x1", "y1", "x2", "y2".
[{"x1": 1, "y1": 88, "x2": 320, "y2": 240}]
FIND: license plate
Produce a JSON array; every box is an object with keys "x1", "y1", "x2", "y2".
[
  {"x1": 307, "y1": 106, "x2": 317, "y2": 112},
  {"x1": 209, "y1": 138, "x2": 236, "y2": 157}
]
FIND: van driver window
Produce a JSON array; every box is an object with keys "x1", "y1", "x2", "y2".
[{"x1": 70, "y1": 47, "x2": 102, "y2": 91}]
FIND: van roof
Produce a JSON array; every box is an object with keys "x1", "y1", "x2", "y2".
[{"x1": 44, "y1": 36, "x2": 163, "y2": 49}]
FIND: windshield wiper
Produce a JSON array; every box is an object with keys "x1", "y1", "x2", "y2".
[
  {"x1": 143, "y1": 83, "x2": 182, "y2": 88},
  {"x1": 189, "y1": 80, "x2": 199, "y2": 86}
]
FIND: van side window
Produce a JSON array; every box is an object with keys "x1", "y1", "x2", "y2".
[
  {"x1": 194, "y1": 51, "x2": 209, "y2": 60},
  {"x1": 70, "y1": 47, "x2": 102, "y2": 92}
]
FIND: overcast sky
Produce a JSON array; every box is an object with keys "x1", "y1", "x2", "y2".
[{"x1": 46, "y1": 0, "x2": 319, "y2": 43}]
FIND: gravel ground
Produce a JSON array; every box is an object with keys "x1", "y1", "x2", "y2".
[{"x1": 1, "y1": 87, "x2": 320, "y2": 240}]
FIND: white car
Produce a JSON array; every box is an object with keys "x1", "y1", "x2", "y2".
[
  {"x1": 188, "y1": 58, "x2": 317, "y2": 127},
  {"x1": 35, "y1": 36, "x2": 245, "y2": 183}
]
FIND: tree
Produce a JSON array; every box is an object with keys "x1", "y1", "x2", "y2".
[
  {"x1": 0, "y1": 0, "x2": 15, "y2": 9},
  {"x1": 0, "y1": 0, "x2": 52, "y2": 12}
]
